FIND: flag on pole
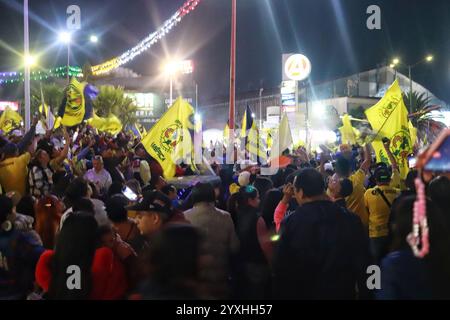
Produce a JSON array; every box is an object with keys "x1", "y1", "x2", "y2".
[
  {"x1": 365, "y1": 80, "x2": 413, "y2": 179},
  {"x1": 58, "y1": 78, "x2": 94, "y2": 127},
  {"x1": 270, "y1": 113, "x2": 293, "y2": 159},
  {"x1": 240, "y1": 105, "x2": 267, "y2": 164},
  {"x1": 140, "y1": 97, "x2": 195, "y2": 178},
  {"x1": 88, "y1": 112, "x2": 123, "y2": 136},
  {"x1": 339, "y1": 114, "x2": 360, "y2": 145},
  {"x1": 0, "y1": 107, "x2": 23, "y2": 134}
]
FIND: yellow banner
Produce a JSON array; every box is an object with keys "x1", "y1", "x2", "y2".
[
  {"x1": 365, "y1": 80, "x2": 413, "y2": 179},
  {"x1": 141, "y1": 97, "x2": 195, "y2": 178}
]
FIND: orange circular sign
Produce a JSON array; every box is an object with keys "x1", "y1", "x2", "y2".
[{"x1": 284, "y1": 54, "x2": 311, "y2": 81}]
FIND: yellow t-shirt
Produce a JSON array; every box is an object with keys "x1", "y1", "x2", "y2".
[
  {"x1": 364, "y1": 185, "x2": 400, "y2": 238},
  {"x1": 346, "y1": 169, "x2": 369, "y2": 228},
  {"x1": 0, "y1": 152, "x2": 31, "y2": 196}
]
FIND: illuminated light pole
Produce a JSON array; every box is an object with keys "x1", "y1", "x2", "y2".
[
  {"x1": 391, "y1": 55, "x2": 434, "y2": 114},
  {"x1": 59, "y1": 31, "x2": 72, "y2": 82},
  {"x1": 24, "y1": 0, "x2": 30, "y2": 130}
]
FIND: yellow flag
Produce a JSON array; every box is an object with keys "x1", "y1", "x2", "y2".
[
  {"x1": 54, "y1": 117, "x2": 62, "y2": 130},
  {"x1": 408, "y1": 121, "x2": 417, "y2": 147},
  {"x1": 365, "y1": 80, "x2": 412, "y2": 179},
  {"x1": 141, "y1": 97, "x2": 195, "y2": 179},
  {"x1": 0, "y1": 107, "x2": 23, "y2": 134},
  {"x1": 339, "y1": 114, "x2": 360, "y2": 145},
  {"x1": 88, "y1": 113, "x2": 123, "y2": 136},
  {"x1": 241, "y1": 106, "x2": 267, "y2": 163},
  {"x1": 39, "y1": 104, "x2": 49, "y2": 118},
  {"x1": 60, "y1": 78, "x2": 87, "y2": 127}
]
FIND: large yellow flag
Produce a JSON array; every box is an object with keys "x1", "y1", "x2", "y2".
[
  {"x1": 88, "y1": 113, "x2": 123, "y2": 136},
  {"x1": 59, "y1": 78, "x2": 87, "y2": 127},
  {"x1": 141, "y1": 97, "x2": 195, "y2": 178},
  {"x1": 339, "y1": 114, "x2": 360, "y2": 145},
  {"x1": 0, "y1": 107, "x2": 23, "y2": 134},
  {"x1": 241, "y1": 106, "x2": 267, "y2": 163},
  {"x1": 365, "y1": 80, "x2": 414, "y2": 179}
]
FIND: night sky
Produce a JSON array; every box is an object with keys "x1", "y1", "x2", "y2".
[{"x1": 0, "y1": 0, "x2": 449, "y2": 104}]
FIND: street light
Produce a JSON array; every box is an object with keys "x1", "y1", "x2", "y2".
[
  {"x1": 164, "y1": 60, "x2": 180, "y2": 107},
  {"x1": 59, "y1": 31, "x2": 72, "y2": 82},
  {"x1": 24, "y1": 54, "x2": 37, "y2": 67},
  {"x1": 89, "y1": 35, "x2": 98, "y2": 43},
  {"x1": 391, "y1": 55, "x2": 434, "y2": 113}
]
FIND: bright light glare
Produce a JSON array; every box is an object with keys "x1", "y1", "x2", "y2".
[
  {"x1": 392, "y1": 58, "x2": 400, "y2": 65},
  {"x1": 426, "y1": 55, "x2": 434, "y2": 62},
  {"x1": 164, "y1": 61, "x2": 179, "y2": 76},
  {"x1": 251, "y1": 113, "x2": 256, "y2": 118},
  {"x1": 90, "y1": 35, "x2": 98, "y2": 43},
  {"x1": 59, "y1": 31, "x2": 72, "y2": 44},
  {"x1": 24, "y1": 54, "x2": 37, "y2": 67},
  {"x1": 313, "y1": 103, "x2": 326, "y2": 115},
  {"x1": 194, "y1": 114, "x2": 201, "y2": 122}
]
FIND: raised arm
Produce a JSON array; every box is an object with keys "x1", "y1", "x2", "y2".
[
  {"x1": 18, "y1": 116, "x2": 38, "y2": 154},
  {"x1": 52, "y1": 127, "x2": 71, "y2": 166},
  {"x1": 382, "y1": 138, "x2": 399, "y2": 171}
]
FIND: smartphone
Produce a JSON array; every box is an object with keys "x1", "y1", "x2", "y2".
[
  {"x1": 408, "y1": 156, "x2": 417, "y2": 169},
  {"x1": 123, "y1": 186, "x2": 138, "y2": 201}
]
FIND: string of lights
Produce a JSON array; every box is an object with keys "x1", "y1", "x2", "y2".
[
  {"x1": 0, "y1": 0, "x2": 201, "y2": 84},
  {"x1": 91, "y1": 0, "x2": 201, "y2": 75},
  {"x1": 0, "y1": 66, "x2": 83, "y2": 85}
]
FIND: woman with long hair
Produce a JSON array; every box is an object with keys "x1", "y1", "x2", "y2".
[
  {"x1": 377, "y1": 196, "x2": 450, "y2": 299},
  {"x1": 234, "y1": 185, "x2": 271, "y2": 299},
  {"x1": 35, "y1": 213, "x2": 128, "y2": 300},
  {"x1": 34, "y1": 195, "x2": 64, "y2": 250}
]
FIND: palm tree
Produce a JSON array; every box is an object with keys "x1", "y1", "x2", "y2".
[
  {"x1": 31, "y1": 83, "x2": 64, "y2": 115},
  {"x1": 92, "y1": 85, "x2": 138, "y2": 127},
  {"x1": 402, "y1": 91, "x2": 446, "y2": 146}
]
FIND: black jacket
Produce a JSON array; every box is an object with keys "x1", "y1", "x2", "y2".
[{"x1": 273, "y1": 200, "x2": 371, "y2": 300}]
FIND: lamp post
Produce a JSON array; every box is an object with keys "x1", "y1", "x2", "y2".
[
  {"x1": 24, "y1": 0, "x2": 30, "y2": 131},
  {"x1": 391, "y1": 55, "x2": 433, "y2": 114},
  {"x1": 259, "y1": 88, "x2": 264, "y2": 129},
  {"x1": 59, "y1": 31, "x2": 72, "y2": 82},
  {"x1": 164, "y1": 61, "x2": 178, "y2": 108}
]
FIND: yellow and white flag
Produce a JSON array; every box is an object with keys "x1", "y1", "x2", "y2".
[
  {"x1": 141, "y1": 97, "x2": 195, "y2": 178},
  {"x1": 365, "y1": 80, "x2": 415, "y2": 179}
]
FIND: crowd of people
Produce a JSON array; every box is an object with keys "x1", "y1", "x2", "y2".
[{"x1": 1, "y1": 117, "x2": 450, "y2": 300}]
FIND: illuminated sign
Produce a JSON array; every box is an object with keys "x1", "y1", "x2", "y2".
[
  {"x1": 281, "y1": 80, "x2": 296, "y2": 112},
  {"x1": 0, "y1": 101, "x2": 19, "y2": 111},
  {"x1": 283, "y1": 54, "x2": 311, "y2": 82},
  {"x1": 179, "y1": 60, "x2": 194, "y2": 74}
]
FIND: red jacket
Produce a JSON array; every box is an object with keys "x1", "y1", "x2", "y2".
[{"x1": 35, "y1": 247, "x2": 128, "y2": 300}]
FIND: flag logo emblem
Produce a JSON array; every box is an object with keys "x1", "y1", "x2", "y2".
[{"x1": 160, "y1": 120, "x2": 183, "y2": 153}]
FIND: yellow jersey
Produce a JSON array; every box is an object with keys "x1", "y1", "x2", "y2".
[
  {"x1": 0, "y1": 152, "x2": 31, "y2": 196},
  {"x1": 364, "y1": 185, "x2": 400, "y2": 238},
  {"x1": 346, "y1": 169, "x2": 369, "y2": 228}
]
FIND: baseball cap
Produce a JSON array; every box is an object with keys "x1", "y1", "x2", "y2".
[
  {"x1": 374, "y1": 166, "x2": 391, "y2": 183},
  {"x1": 126, "y1": 190, "x2": 173, "y2": 218}
]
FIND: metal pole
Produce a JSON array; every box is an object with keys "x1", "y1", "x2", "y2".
[
  {"x1": 67, "y1": 42, "x2": 70, "y2": 83},
  {"x1": 229, "y1": 0, "x2": 236, "y2": 129},
  {"x1": 409, "y1": 65, "x2": 413, "y2": 114},
  {"x1": 259, "y1": 88, "x2": 263, "y2": 129},
  {"x1": 195, "y1": 82, "x2": 198, "y2": 114},
  {"x1": 24, "y1": 0, "x2": 31, "y2": 131},
  {"x1": 305, "y1": 82, "x2": 310, "y2": 153},
  {"x1": 169, "y1": 76, "x2": 173, "y2": 108},
  {"x1": 227, "y1": 0, "x2": 237, "y2": 164}
]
